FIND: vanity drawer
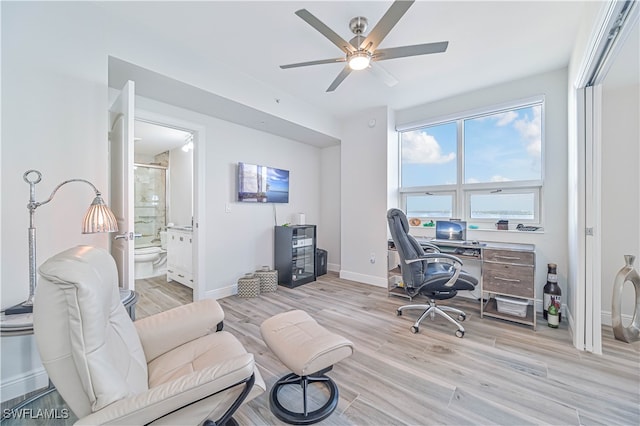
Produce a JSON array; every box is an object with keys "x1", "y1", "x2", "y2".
[
  {"x1": 484, "y1": 249, "x2": 534, "y2": 266},
  {"x1": 483, "y1": 262, "x2": 534, "y2": 298}
]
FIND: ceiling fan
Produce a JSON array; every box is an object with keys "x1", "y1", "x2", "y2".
[{"x1": 280, "y1": 0, "x2": 448, "y2": 92}]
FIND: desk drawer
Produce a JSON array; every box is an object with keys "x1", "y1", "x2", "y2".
[
  {"x1": 483, "y1": 263, "x2": 534, "y2": 298},
  {"x1": 484, "y1": 249, "x2": 534, "y2": 265}
]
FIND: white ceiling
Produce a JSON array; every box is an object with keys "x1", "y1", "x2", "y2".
[
  {"x1": 134, "y1": 120, "x2": 193, "y2": 157},
  {"x1": 100, "y1": 1, "x2": 591, "y2": 120}
]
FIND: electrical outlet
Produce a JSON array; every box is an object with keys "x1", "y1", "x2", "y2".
[
  {"x1": 370, "y1": 252, "x2": 376, "y2": 264},
  {"x1": 225, "y1": 203, "x2": 231, "y2": 213}
]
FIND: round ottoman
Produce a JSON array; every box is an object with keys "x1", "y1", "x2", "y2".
[{"x1": 260, "y1": 310, "x2": 354, "y2": 425}]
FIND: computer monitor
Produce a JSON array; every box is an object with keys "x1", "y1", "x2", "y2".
[{"x1": 435, "y1": 220, "x2": 467, "y2": 241}]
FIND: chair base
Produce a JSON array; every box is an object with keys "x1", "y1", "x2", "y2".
[
  {"x1": 269, "y1": 367, "x2": 338, "y2": 425},
  {"x1": 397, "y1": 299, "x2": 466, "y2": 338}
]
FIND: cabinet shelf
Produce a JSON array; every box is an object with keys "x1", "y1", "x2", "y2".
[
  {"x1": 482, "y1": 297, "x2": 536, "y2": 327},
  {"x1": 275, "y1": 225, "x2": 316, "y2": 288}
]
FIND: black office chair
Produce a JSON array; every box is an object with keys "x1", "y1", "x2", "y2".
[{"x1": 387, "y1": 208, "x2": 478, "y2": 337}]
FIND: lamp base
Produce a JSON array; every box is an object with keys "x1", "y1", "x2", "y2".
[{"x1": 4, "y1": 302, "x2": 33, "y2": 315}]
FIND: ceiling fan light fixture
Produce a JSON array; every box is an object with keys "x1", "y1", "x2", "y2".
[{"x1": 348, "y1": 51, "x2": 371, "y2": 71}]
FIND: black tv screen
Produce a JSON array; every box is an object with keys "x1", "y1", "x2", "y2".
[{"x1": 237, "y1": 162, "x2": 289, "y2": 203}]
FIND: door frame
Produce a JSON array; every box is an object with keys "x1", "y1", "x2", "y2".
[
  {"x1": 135, "y1": 108, "x2": 207, "y2": 302},
  {"x1": 572, "y1": 0, "x2": 638, "y2": 353}
]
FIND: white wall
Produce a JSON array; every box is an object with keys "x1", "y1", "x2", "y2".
[
  {"x1": 133, "y1": 96, "x2": 322, "y2": 299},
  {"x1": 340, "y1": 106, "x2": 394, "y2": 286},
  {"x1": 395, "y1": 69, "x2": 570, "y2": 312},
  {"x1": 319, "y1": 145, "x2": 341, "y2": 271},
  {"x1": 168, "y1": 146, "x2": 193, "y2": 227},
  {"x1": 600, "y1": 81, "x2": 639, "y2": 324},
  {"x1": 0, "y1": 2, "x2": 331, "y2": 401}
]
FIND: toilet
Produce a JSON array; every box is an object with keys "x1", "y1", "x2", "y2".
[{"x1": 134, "y1": 231, "x2": 168, "y2": 279}]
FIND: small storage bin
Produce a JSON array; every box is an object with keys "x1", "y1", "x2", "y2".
[
  {"x1": 255, "y1": 267, "x2": 278, "y2": 293},
  {"x1": 495, "y1": 295, "x2": 528, "y2": 317},
  {"x1": 237, "y1": 273, "x2": 260, "y2": 298}
]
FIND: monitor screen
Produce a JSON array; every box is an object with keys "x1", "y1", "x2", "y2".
[
  {"x1": 237, "y1": 162, "x2": 289, "y2": 203},
  {"x1": 435, "y1": 220, "x2": 467, "y2": 241}
]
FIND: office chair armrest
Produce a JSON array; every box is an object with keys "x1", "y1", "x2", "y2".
[
  {"x1": 421, "y1": 242, "x2": 441, "y2": 252},
  {"x1": 406, "y1": 253, "x2": 463, "y2": 288},
  {"x1": 135, "y1": 299, "x2": 225, "y2": 363},
  {"x1": 405, "y1": 252, "x2": 463, "y2": 266},
  {"x1": 75, "y1": 353, "x2": 257, "y2": 425}
]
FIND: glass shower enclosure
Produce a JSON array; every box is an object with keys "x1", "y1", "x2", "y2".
[{"x1": 134, "y1": 163, "x2": 167, "y2": 248}]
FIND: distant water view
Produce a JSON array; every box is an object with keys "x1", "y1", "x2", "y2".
[{"x1": 407, "y1": 210, "x2": 534, "y2": 220}]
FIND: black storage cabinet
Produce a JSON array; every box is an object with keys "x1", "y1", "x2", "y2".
[
  {"x1": 316, "y1": 249, "x2": 327, "y2": 276},
  {"x1": 274, "y1": 225, "x2": 317, "y2": 287}
]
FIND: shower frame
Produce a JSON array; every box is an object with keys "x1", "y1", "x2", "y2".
[{"x1": 134, "y1": 162, "x2": 170, "y2": 247}]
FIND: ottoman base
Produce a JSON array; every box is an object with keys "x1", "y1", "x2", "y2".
[{"x1": 269, "y1": 367, "x2": 338, "y2": 425}]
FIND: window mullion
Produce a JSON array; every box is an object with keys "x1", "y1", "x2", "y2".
[{"x1": 457, "y1": 119, "x2": 464, "y2": 219}]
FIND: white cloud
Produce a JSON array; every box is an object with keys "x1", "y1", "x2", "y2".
[
  {"x1": 490, "y1": 175, "x2": 511, "y2": 182},
  {"x1": 514, "y1": 107, "x2": 542, "y2": 158},
  {"x1": 495, "y1": 111, "x2": 518, "y2": 126},
  {"x1": 402, "y1": 131, "x2": 455, "y2": 164}
]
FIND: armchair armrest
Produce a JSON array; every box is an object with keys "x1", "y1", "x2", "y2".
[
  {"x1": 135, "y1": 299, "x2": 225, "y2": 363},
  {"x1": 75, "y1": 353, "x2": 256, "y2": 426}
]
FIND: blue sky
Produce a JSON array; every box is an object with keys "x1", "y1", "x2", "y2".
[
  {"x1": 401, "y1": 105, "x2": 542, "y2": 187},
  {"x1": 402, "y1": 105, "x2": 542, "y2": 218}
]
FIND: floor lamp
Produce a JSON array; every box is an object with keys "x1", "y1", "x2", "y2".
[{"x1": 4, "y1": 170, "x2": 119, "y2": 315}]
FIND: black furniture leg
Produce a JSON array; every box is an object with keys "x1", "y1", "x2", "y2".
[{"x1": 269, "y1": 367, "x2": 339, "y2": 425}]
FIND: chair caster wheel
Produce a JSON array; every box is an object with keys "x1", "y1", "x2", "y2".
[
  {"x1": 396, "y1": 310, "x2": 402, "y2": 316},
  {"x1": 455, "y1": 330, "x2": 464, "y2": 338},
  {"x1": 410, "y1": 326, "x2": 419, "y2": 334},
  {"x1": 458, "y1": 313, "x2": 466, "y2": 322}
]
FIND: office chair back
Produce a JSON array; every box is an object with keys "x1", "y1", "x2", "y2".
[{"x1": 387, "y1": 208, "x2": 430, "y2": 290}]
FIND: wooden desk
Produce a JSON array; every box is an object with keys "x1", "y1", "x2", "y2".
[{"x1": 388, "y1": 239, "x2": 536, "y2": 330}]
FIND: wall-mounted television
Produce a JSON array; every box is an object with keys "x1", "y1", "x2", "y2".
[{"x1": 237, "y1": 162, "x2": 289, "y2": 203}]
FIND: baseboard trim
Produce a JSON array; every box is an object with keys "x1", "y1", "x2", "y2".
[
  {"x1": 203, "y1": 285, "x2": 236, "y2": 300},
  {"x1": 339, "y1": 270, "x2": 387, "y2": 287},
  {"x1": 0, "y1": 368, "x2": 48, "y2": 404},
  {"x1": 328, "y1": 263, "x2": 340, "y2": 273}
]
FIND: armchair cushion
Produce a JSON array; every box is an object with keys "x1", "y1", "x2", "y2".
[
  {"x1": 134, "y1": 299, "x2": 225, "y2": 363},
  {"x1": 34, "y1": 246, "x2": 264, "y2": 425},
  {"x1": 147, "y1": 330, "x2": 248, "y2": 387},
  {"x1": 36, "y1": 246, "x2": 148, "y2": 414}
]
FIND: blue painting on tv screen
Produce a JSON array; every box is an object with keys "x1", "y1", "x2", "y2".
[{"x1": 237, "y1": 162, "x2": 289, "y2": 203}]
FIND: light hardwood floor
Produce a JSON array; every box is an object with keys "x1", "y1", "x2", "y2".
[
  {"x1": 221, "y1": 273, "x2": 639, "y2": 426},
  {"x1": 3, "y1": 272, "x2": 638, "y2": 425}
]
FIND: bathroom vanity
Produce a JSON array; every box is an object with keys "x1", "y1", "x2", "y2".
[{"x1": 166, "y1": 227, "x2": 193, "y2": 288}]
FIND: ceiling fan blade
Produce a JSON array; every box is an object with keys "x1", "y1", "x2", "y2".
[
  {"x1": 295, "y1": 9, "x2": 355, "y2": 54},
  {"x1": 374, "y1": 41, "x2": 448, "y2": 61},
  {"x1": 368, "y1": 62, "x2": 399, "y2": 87},
  {"x1": 280, "y1": 57, "x2": 346, "y2": 69},
  {"x1": 359, "y1": 0, "x2": 414, "y2": 52},
  {"x1": 327, "y1": 66, "x2": 352, "y2": 92}
]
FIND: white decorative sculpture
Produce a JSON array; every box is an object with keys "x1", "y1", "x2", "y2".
[{"x1": 611, "y1": 255, "x2": 640, "y2": 343}]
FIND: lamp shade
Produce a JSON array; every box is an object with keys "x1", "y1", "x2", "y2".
[{"x1": 82, "y1": 195, "x2": 118, "y2": 234}]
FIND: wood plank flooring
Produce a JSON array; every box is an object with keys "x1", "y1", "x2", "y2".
[
  {"x1": 134, "y1": 275, "x2": 193, "y2": 319},
  {"x1": 220, "y1": 272, "x2": 639, "y2": 426},
  {"x1": 2, "y1": 272, "x2": 638, "y2": 425}
]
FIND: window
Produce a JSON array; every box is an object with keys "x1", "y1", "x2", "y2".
[{"x1": 399, "y1": 98, "x2": 544, "y2": 226}]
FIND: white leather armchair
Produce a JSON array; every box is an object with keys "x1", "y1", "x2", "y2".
[{"x1": 33, "y1": 245, "x2": 264, "y2": 425}]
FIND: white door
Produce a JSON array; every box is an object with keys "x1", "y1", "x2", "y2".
[{"x1": 109, "y1": 81, "x2": 136, "y2": 290}]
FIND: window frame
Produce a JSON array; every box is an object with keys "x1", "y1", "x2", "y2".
[{"x1": 398, "y1": 96, "x2": 545, "y2": 227}]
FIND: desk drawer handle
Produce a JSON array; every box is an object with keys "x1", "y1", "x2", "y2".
[
  {"x1": 495, "y1": 276, "x2": 521, "y2": 283},
  {"x1": 495, "y1": 255, "x2": 521, "y2": 260}
]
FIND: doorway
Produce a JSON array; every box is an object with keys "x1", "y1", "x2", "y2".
[{"x1": 133, "y1": 119, "x2": 195, "y2": 317}]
